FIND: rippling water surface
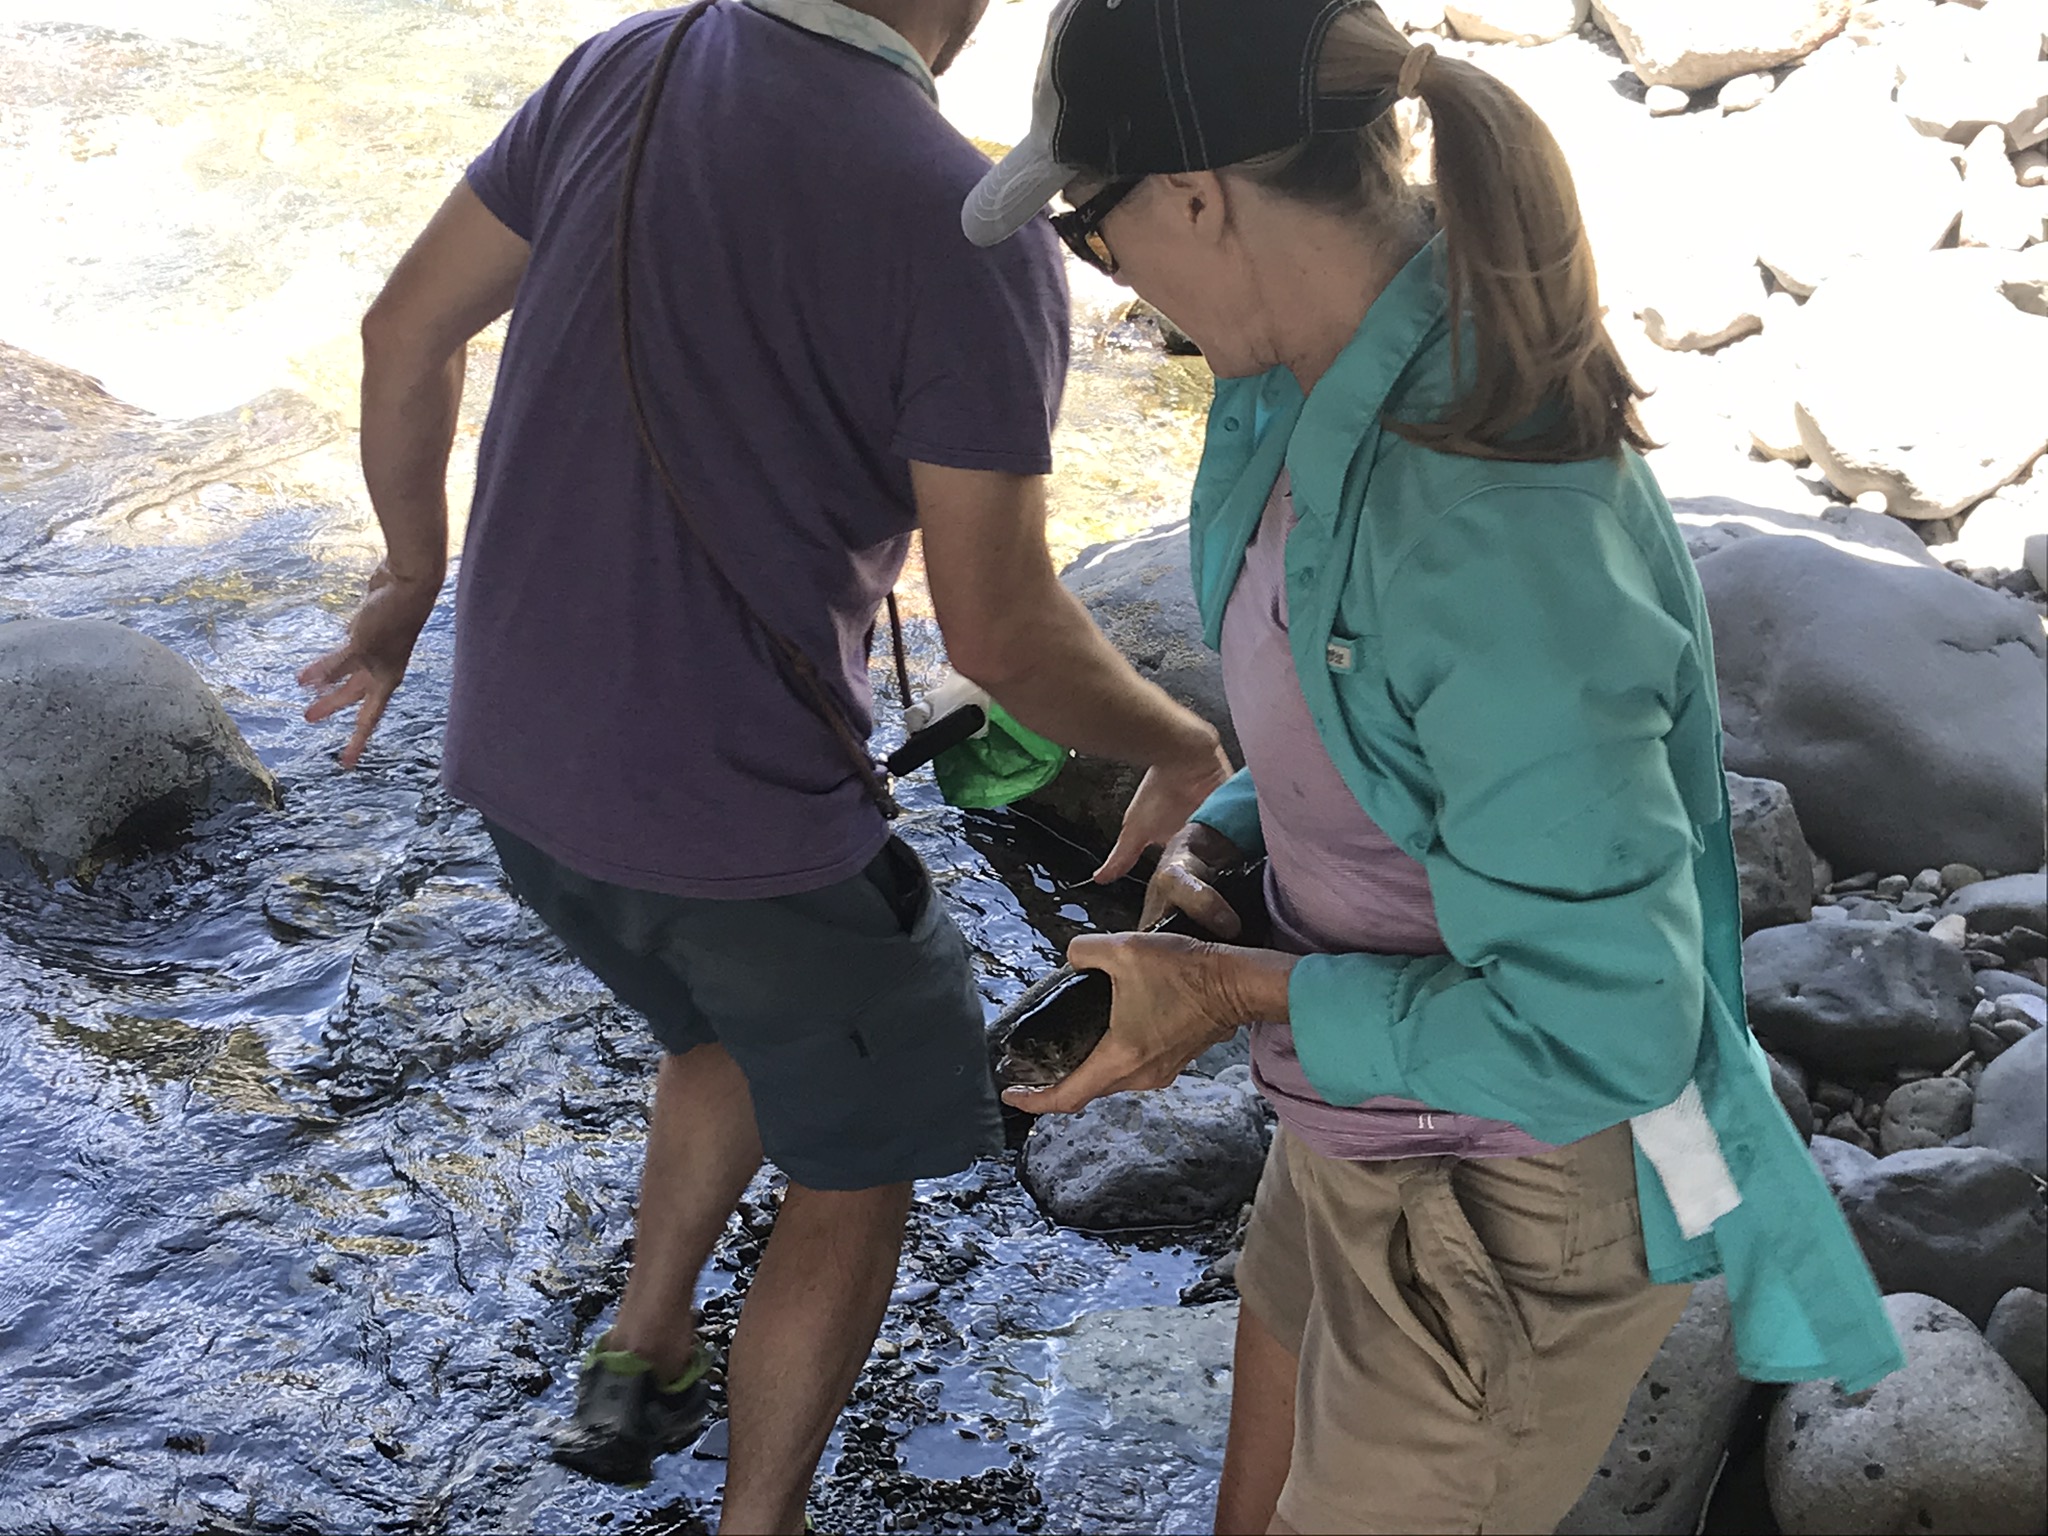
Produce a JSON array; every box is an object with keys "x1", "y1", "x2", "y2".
[{"x1": 1, "y1": 3, "x2": 1225, "y2": 1530}]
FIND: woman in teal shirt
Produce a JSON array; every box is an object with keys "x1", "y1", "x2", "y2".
[{"x1": 966, "y1": 0, "x2": 1901, "y2": 1531}]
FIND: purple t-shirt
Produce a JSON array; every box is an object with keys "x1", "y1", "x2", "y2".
[
  {"x1": 1220, "y1": 470, "x2": 1552, "y2": 1161},
  {"x1": 446, "y1": 4, "x2": 1068, "y2": 898}
]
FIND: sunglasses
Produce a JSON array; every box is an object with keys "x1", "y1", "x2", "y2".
[{"x1": 1050, "y1": 178, "x2": 1141, "y2": 275}]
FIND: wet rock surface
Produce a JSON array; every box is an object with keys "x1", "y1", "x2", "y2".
[{"x1": 1767, "y1": 1293, "x2": 2048, "y2": 1536}]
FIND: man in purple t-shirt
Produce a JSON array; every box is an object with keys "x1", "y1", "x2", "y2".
[{"x1": 298, "y1": 0, "x2": 1227, "y2": 1524}]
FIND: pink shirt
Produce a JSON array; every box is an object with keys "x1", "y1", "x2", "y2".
[{"x1": 1218, "y1": 470, "x2": 1550, "y2": 1161}]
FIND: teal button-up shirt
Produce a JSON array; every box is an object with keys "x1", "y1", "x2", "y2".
[{"x1": 1187, "y1": 237, "x2": 1903, "y2": 1392}]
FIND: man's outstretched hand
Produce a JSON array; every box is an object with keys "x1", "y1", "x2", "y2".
[
  {"x1": 299, "y1": 561, "x2": 442, "y2": 768},
  {"x1": 1092, "y1": 741, "x2": 1233, "y2": 885}
]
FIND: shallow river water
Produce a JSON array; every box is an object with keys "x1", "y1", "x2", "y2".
[{"x1": 0, "y1": 3, "x2": 1232, "y2": 1531}]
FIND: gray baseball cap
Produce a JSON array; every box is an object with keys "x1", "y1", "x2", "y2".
[{"x1": 961, "y1": 0, "x2": 1389, "y2": 248}]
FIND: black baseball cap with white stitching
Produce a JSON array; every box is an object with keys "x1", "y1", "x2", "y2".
[{"x1": 962, "y1": 0, "x2": 1395, "y2": 246}]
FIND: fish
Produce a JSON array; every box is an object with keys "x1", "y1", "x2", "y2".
[{"x1": 990, "y1": 860, "x2": 1268, "y2": 1093}]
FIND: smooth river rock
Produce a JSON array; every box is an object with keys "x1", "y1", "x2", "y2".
[
  {"x1": 1961, "y1": 1027, "x2": 2048, "y2": 1180},
  {"x1": 1742, "y1": 921, "x2": 1976, "y2": 1076},
  {"x1": 1834, "y1": 1147, "x2": 2048, "y2": 1328},
  {"x1": 1944, "y1": 872, "x2": 2048, "y2": 939},
  {"x1": 1767, "y1": 1293, "x2": 2048, "y2": 1536},
  {"x1": 1698, "y1": 534, "x2": 2048, "y2": 878},
  {"x1": 1020, "y1": 1074, "x2": 1268, "y2": 1231},
  {"x1": 1558, "y1": 1278, "x2": 1754, "y2": 1536},
  {"x1": 0, "y1": 618, "x2": 277, "y2": 874},
  {"x1": 1877, "y1": 1077, "x2": 1976, "y2": 1157},
  {"x1": 1986, "y1": 1288, "x2": 2048, "y2": 1409}
]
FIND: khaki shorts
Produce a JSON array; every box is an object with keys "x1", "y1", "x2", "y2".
[{"x1": 1236, "y1": 1123, "x2": 1691, "y2": 1535}]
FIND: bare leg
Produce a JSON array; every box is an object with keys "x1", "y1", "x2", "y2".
[
  {"x1": 606, "y1": 1044, "x2": 764, "y2": 1380},
  {"x1": 717, "y1": 1180, "x2": 912, "y2": 1535},
  {"x1": 1216, "y1": 1301, "x2": 1299, "y2": 1536}
]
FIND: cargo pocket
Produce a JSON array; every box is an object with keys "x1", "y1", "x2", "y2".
[{"x1": 1390, "y1": 1171, "x2": 1536, "y2": 1424}]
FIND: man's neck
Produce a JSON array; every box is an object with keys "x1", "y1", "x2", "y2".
[{"x1": 838, "y1": 0, "x2": 945, "y2": 71}]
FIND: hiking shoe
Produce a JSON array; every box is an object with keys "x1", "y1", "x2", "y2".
[{"x1": 550, "y1": 1334, "x2": 717, "y2": 1486}]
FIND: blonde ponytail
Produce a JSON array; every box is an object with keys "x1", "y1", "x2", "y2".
[{"x1": 1240, "y1": 10, "x2": 1651, "y2": 463}]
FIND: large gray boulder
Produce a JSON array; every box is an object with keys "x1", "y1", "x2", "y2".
[
  {"x1": 1726, "y1": 772, "x2": 1815, "y2": 933},
  {"x1": 1558, "y1": 1278, "x2": 1755, "y2": 1536},
  {"x1": 1028, "y1": 522, "x2": 1234, "y2": 844},
  {"x1": 1833, "y1": 1147, "x2": 2048, "y2": 1327},
  {"x1": 1766, "y1": 1293, "x2": 2048, "y2": 1536},
  {"x1": 1742, "y1": 921, "x2": 1976, "y2": 1076},
  {"x1": 1673, "y1": 496, "x2": 1944, "y2": 568},
  {"x1": 1020, "y1": 1073, "x2": 1268, "y2": 1231},
  {"x1": 1944, "y1": 872, "x2": 2048, "y2": 938},
  {"x1": 0, "y1": 619, "x2": 277, "y2": 873},
  {"x1": 1698, "y1": 534, "x2": 2048, "y2": 878},
  {"x1": 1591, "y1": 0, "x2": 1850, "y2": 91},
  {"x1": 1985, "y1": 1288, "x2": 2047, "y2": 1409},
  {"x1": 1962, "y1": 1027, "x2": 2048, "y2": 1179}
]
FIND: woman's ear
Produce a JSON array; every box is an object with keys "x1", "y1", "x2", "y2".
[{"x1": 1159, "y1": 171, "x2": 1228, "y2": 244}]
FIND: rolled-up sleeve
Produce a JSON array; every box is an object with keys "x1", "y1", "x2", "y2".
[{"x1": 1288, "y1": 486, "x2": 1706, "y2": 1145}]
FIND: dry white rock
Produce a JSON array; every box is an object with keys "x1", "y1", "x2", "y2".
[
  {"x1": 1592, "y1": 0, "x2": 1850, "y2": 91},
  {"x1": 1638, "y1": 256, "x2": 1768, "y2": 350},
  {"x1": 1893, "y1": 0, "x2": 2048, "y2": 152},
  {"x1": 1950, "y1": 491, "x2": 2045, "y2": 576},
  {"x1": 1961, "y1": 123, "x2": 2048, "y2": 249},
  {"x1": 1718, "y1": 70, "x2": 1776, "y2": 114},
  {"x1": 1790, "y1": 255, "x2": 2048, "y2": 519},
  {"x1": 1750, "y1": 82, "x2": 1965, "y2": 295},
  {"x1": 1444, "y1": 0, "x2": 1587, "y2": 45},
  {"x1": 1645, "y1": 83, "x2": 1689, "y2": 115},
  {"x1": 2017, "y1": 147, "x2": 2048, "y2": 188},
  {"x1": 1380, "y1": 0, "x2": 1450, "y2": 31},
  {"x1": 1727, "y1": 291, "x2": 1813, "y2": 461}
]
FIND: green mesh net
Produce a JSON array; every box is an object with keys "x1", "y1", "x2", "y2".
[{"x1": 931, "y1": 701, "x2": 1069, "y2": 808}]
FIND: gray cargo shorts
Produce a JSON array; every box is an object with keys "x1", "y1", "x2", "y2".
[{"x1": 487, "y1": 822, "x2": 1002, "y2": 1190}]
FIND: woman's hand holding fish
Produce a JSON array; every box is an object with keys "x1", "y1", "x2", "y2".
[{"x1": 1000, "y1": 931, "x2": 1296, "y2": 1115}]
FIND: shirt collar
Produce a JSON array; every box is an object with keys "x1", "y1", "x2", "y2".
[
  {"x1": 1286, "y1": 234, "x2": 1450, "y2": 522},
  {"x1": 739, "y1": 0, "x2": 938, "y2": 102}
]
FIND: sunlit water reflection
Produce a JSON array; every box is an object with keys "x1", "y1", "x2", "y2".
[{"x1": 1, "y1": 2, "x2": 1233, "y2": 1531}]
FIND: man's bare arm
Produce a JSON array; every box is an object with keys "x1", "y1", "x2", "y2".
[
  {"x1": 300, "y1": 183, "x2": 531, "y2": 765},
  {"x1": 915, "y1": 461, "x2": 1230, "y2": 877},
  {"x1": 357, "y1": 181, "x2": 530, "y2": 580}
]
